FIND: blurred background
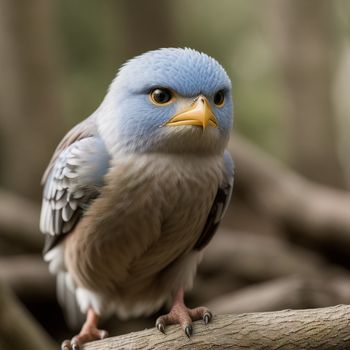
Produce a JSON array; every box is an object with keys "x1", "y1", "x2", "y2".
[{"x1": 1, "y1": 0, "x2": 350, "y2": 348}]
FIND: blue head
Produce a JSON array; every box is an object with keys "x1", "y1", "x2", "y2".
[{"x1": 98, "y1": 48, "x2": 233, "y2": 155}]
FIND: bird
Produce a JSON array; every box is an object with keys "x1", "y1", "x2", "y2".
[{"x1": 40, "y1": 47, "x2": 234, "y2": 349}]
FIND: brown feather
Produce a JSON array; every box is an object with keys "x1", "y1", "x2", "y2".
[{"x1": 64, "y1": 153, "x2": 224, "y2": 317}]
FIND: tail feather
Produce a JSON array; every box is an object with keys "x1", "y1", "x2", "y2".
[{"x1": 57, "y1": 272, "x2": 85, "y2": 330}]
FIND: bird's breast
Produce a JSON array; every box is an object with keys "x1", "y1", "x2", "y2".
[{"x1": 65, "y1": 153, "x2": 224, "y2": 299}]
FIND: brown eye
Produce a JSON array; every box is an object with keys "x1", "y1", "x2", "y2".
[
  {"x1": 214, "y1": 90, "x2": 225, "y2": 107},
  {"x1": 150, "y1": 88, "x2": 173, "y2": 105}
]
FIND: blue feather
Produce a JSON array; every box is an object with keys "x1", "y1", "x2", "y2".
[{"x1": 99, "y1": 48, "x2": 233, "y2": 155}]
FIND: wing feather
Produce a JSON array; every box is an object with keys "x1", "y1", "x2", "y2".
[
  {"x1": 41, "y1": 115, "x2": 97, "y2": 185},
  {"x1": 40, "y1": 116, "x2": 110, "y2": 254},
  {"x1": 193, "y1": 150, "x2": 234, "y2": 251}
]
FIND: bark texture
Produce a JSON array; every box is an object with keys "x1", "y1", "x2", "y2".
[{"x1": 82, "y1": 305, "x2": 350, "y2": 350}]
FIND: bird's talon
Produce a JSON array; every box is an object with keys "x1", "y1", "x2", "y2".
[
  {"x1": 156, "y1": 320, "x2": 165, "y2": 334},
  {"x1": 203, "y1": 311, "x2": 212, "y2": 325},
  {"x1": 185, "y1": 324, "x2": 193, "y2": 338}
]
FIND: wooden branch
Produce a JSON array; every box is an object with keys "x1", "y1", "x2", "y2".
[
  {"x1": 207, "y1": 276, "x2": 350, "y2": 314},
  {"x1": 194, "y1": 230, "x2": 350, "y2": 308},
  {"x1": 0, "y1": 189, "x2": 43, "y2": 252},
  {"x1": 201, "y1": 229, "x2": 325, "y2": 281},
  {"x1": 190, "y1": 229, "x2": 329, "y2": 303},
  {"x1": 229, "y1": 134, "x2": 350, "y2": 247},
  {"x1": 83, "y1": 305, "x2": 350, "y2": 349},
  {"x1": 0, "y1": 255, "x2": 55, "y2": 299}
]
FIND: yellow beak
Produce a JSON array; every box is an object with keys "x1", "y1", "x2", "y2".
[{"x1": 165, "y1": 96, "x2": 218, "y2": 129}]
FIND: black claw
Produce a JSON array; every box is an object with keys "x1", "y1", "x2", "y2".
[
  {"x1": 156, "y1": 321, "x2": 165, "y2": 334},
  {"x1": 185, "y1": 325, "x2": 193, "y2": 338},
  {"x1": 72, "y1": 343, "x2": 79, "y2": 350},
  {"x1": 203, "y1": 311, "x2": 212, "y2": 325}
]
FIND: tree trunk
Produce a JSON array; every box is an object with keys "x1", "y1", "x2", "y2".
[
  {"x1": 266, "y1": 0, "x2": 344, "y2": 188},
  {"x1": 114, "y1": 0, "x2": 176, "y2": 60},
  {"x1": 0, "y1": 0, "x2": 64, "y2": 199}
]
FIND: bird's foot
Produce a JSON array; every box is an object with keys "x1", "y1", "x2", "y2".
[
  {"x1": 61, "y1": 327, "x2": 108, "y2": 350},
  {"x1": 61, "y1": 308, "x2": 107, "y2": 350},
  {"x1": 156, "y1": 305, "x2": 212, "y2": 337}
]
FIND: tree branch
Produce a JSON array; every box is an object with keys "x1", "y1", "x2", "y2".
[
  {"x1": 0, "y1": 255, "x2": 55, "y2": 299},
  {"x1": 0, "y1": 189, "x2": 43, "y2": 252},
  {"x1": 82, "y1": 305, "x2": 350, "y2": 349},
  {"x1": 0, "y1": 282, "x2": 56, "y2": 350},
  {"x1": 201, "y1": 229, "x2": 325, "y2": 281},
  {"x1": 229, "y1": 134, "x2": 350, "y2": 248},
  {"x1": 207, "y1": 276, "x2": 350, "y2": 314}
]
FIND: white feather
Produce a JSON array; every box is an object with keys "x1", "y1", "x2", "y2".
[
  {"x1": 44, "y1": 243, "x2": 65, "y2": 273},
  {"x1": 76, "y1": 288, "x2": 107, "y2": 316}
]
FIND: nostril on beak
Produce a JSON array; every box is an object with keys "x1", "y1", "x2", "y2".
[{"x1": 194, "y1": 96, "x2": 205, "y2": 104}]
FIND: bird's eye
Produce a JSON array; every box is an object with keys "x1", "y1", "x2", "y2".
[
  {"x1": 150, "y1": 88, "x2": 173, "y2": 106},
  {"x1": 213, "y1": 90, "x2": 225, "y2": 107}
]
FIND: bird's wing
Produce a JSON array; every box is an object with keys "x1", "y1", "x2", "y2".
[
  {"x1": 40, "y1": 116, "x2": 110, "y2": 254},
  {"x1": 41, "y1": 115, "x2": 97, "y2": 185},
  {"x1": 193, "y1": 150, "x2": 234, "y2": 251}
]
